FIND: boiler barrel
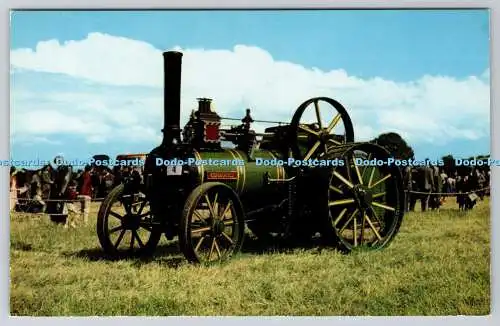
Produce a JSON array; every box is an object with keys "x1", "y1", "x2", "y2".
[{"x1": 191, "y1": 148, "x2": 286, "y2": 206}]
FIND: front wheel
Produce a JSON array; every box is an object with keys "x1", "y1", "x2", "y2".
[
  {"x1": 179, "y1": 182, "x2": 245, "y2": 264},
  {"x1": 96, "y1": 184, "x2": 162, "y2": 258}
]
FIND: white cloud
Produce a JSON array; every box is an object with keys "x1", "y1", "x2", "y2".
[
  {"x1": 10, "y1": 32, "x2": 490, "y2": 148},
  {"x1": 11, "y1": 135, "x2": 63, "y2": 146}
]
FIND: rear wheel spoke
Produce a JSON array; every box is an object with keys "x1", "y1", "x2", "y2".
[
  {"x1": 329, "y1": 199, "x2": 355, "y2": 206},
  {"x1": 372, "y1": 202, "x2": 395, "y2": 211},
  {"x1": 333, "y1": 171, "x2": 354, "y2": 188},
  {"x1": 365, "y1": 214, "x2": 383, "y2": 241},
  {"x1": 339, "y1": 209, "x2": 359, "y2": 233},
  {"x1": 332, "y1": 208, "x2": 348, "y2": 227},
  {"x1": 370, "y1": 174, "x2": 391, "y2": 189},
  {"x1": 360, "y1": 213, "x2": 366, "y2": 245},
  {"x1": 352, "y1": 156, "x2": 363, "y2": 185}
]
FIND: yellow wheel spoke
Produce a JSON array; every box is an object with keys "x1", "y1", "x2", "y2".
[
  {"x1": 221, "y1": 201, "x2": 233, "y2": 220},
  {"x1": 221, "y1": 232, "x2": 234, "y2": 244},
  {"x1": 333, "y1": 208, "x2": 348, "y2": 226},
  {"x1": 304, "y1": 140, "x2": 321, "y2": 160},
  {"x1": 208, "y1": 238, "x2": 215, "y2": 261},
  {"x1": 314, "y1": 100, "x2": 323, "y2": 129},
  {"x1": 368, "y1": 167, "x2": 375, "y2": 188},
  {"x1": 372, "y1": 202, "x2": 395, "y2": 211},
  {"x1": 299, "y1": 124, "x2": 320, "y2": 137},
  {"x1": 333, "y1": 171, "x2": 354, "y2": 188},
  {"x1": 329, "y1": 185, "x2": 343, "y2": 195},
  {"x1": 328, "y1": 138, "x2": 342, "y2": 145},
  {"x1": 204, "y1": 194, "x2": 217, "y2": 218},
  {"x1": 369, "y1": 174, "x2": 391, "y2": 189},
  {"x1": 223, "y1": 220, "x2": 234, "y2": 226},
  {"x1": 360, "y1": 213, "x2": 366, "y2": 245},
  {"x1": 326, "y1": 114, "x2": 342, "y2": 133},
  {"x1": 372, "y1": 192, "x2": 386, "y2": 199},
  {"x1": 353, "y1": 217, "x2": 358, "y2": 246},
  {"x1": 339, "y1": 209, "x2": 358, "y2": 233},
  {"x1": 361, "y1": 154, "x2": 372, "y2": 179},
  {"x1": 352, "y1": 156, "x2": 363, "y2": 185},
  {"x1": 329, "y1": 198, "x2": 355, "y2": 206},
  {"x1": 195, "y1": 235, "x2": 206, "y2": 252},
  {"x1": 369, "y1": 207, "x2": 383, "y2": 225},
  {"x1": 191, "y1": 226, "x2": 211, "y2": 234},
  {"x1": 193, "y1": 210, "x2": 206, "y2": 223},
  {"x1": 365, "y1": 214, "x2": 383, "y2": 241},
  {"x1": 214, "y1": 239, "x2": 222, "y2": 259},
  {"x1": 213, "y1": 193, "x2": 219, "y2": 217}
]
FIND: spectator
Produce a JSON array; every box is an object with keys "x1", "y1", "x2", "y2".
[
  {"x1": 64, "y1": 180, "x2": 80, "y2": 229},
  {"x1": 77, "y1": 165, "x2": 93, "y2": 226},
  {"x1": 10, "y1": 167, "x2": 18, "y2": 212},
  {"x1": 41, "y1": 164, "x2": 54, "y2": 200},
  {"x1": 30, "y1": 171, "x2": 45, "y2": 213}
]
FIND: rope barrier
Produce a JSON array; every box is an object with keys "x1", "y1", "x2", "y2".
[
  {"x1": 404, "y1": 186, "x2": 490, "y2": 197},
  {"x1": 9, "y1": 187, "x2": 491, "y2": 217},
  {"x1": 9, "y1": 186, "x2": 491, "y2": 205},
  {"x1": 13, "y1": 213, "x2": 70, "y2": 216},
  {"x1": 10, "y1": 197, "x2": 105, "y2": 202}
]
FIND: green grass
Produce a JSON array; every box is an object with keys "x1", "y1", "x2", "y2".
[{"x1": 10, "y1": 198, "x2": 490, "y2": 316}]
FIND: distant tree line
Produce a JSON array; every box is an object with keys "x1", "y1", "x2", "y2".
[
  {"x1": 370, "y1": 132, "x2": 490, "y2": 175},
  {"x1": 370, "y1": 132, "x2": 414, "y2": 160}
]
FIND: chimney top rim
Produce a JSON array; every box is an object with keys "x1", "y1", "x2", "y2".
[{"x1": 163, "y1": 51, "x2": 183, "y2": 57}]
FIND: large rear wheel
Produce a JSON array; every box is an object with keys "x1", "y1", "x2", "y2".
[{"x1": 321, "y1": 143, "x2": 405, "y2": 252}]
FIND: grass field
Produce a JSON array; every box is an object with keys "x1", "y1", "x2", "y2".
[{"x1": 10, "y1": 197, "x2": 490, "y2": 316}]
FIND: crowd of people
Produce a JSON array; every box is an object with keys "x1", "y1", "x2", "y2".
[
  {"x1": 9, "y1": 163, "x2": 117, "y2": 228},
  {"x1": 404, "y1": 164, "x2": 490, "y2": 213}
]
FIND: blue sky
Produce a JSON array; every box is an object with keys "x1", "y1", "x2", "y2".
[{"x1": 9, "y1": 9, "x2": 491, "y2": 167}]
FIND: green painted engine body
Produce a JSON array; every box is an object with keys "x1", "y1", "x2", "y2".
[{"x1": 192, "y1": 148, "x2": 287, "y2": 211}]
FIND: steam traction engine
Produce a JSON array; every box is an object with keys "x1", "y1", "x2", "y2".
[{"x1": 96, "y1": 51, "x2": 405, "y2": 264}]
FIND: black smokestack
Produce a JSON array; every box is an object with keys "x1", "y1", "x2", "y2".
[
  {"x1": 162, "y1": 51, "x2": 183, "y2": 146},
  {"x1": 197, "y1": 98, "x2": 212, "y2": 113}
]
